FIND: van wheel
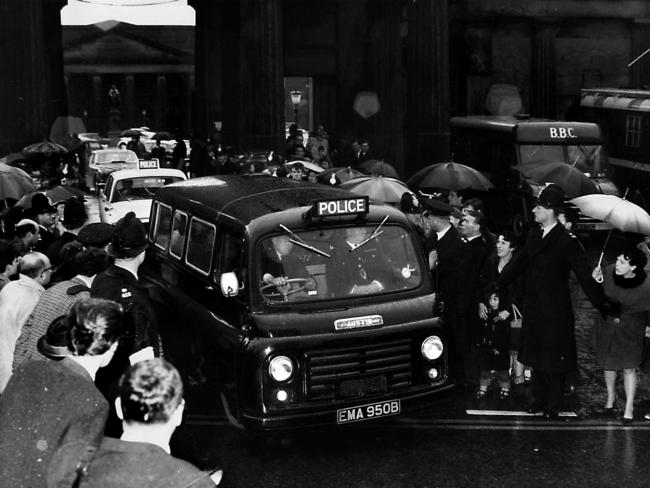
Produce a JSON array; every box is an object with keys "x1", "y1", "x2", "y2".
[{"x1": 513, "y1": 213, "x2": 526, "y2": 238}]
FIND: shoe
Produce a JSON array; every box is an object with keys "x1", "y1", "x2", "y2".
[
  {"x1": 474, "y1": 389, "x2": 487, "y2": 400},
  {"x1": 499, "y1": 388, "x2": 510, "y2": 400},
  {"x1": 644, "y1": 413, "x2": 650, "y2": 421},
  {"x1": 622, "y1": 416, "x2": 633, "y2": 425},
  {"x1": 602, "y1": 407, "x2": 616, "y2": 418}
]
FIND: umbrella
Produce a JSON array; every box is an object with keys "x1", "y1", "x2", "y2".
[
  {"x1": 316, "y1": 166, "x2": 365, "y2": 185},
  {"x1": 340, "y1": 175, "x2": 410, "y2": 205},
  {"x1": 49, "y1": 116, "x2": 86, "y2": 145},
  {"x1": 407, "y1": 162, "x2": 494, "y2": 191},
  {"x1": 152, "y1": 131, "x2": 173, "y2": 141},
  {"x1": 284, "y1": 160, "x2": 324, "y2": 173},
  {"x1": 570, "y1": 193, "x2": 650, "y2": 267},
  {"x1": 357, "y1": 159, "x2": 399, "y2": 178},
  {"x1": 0, "y1": 152, "x2": 28, "y2": 166},
  {"x1": 23, "y1": 140, "x2": 68, "y2": 157},
  {"x1": 16, "y1": 186, "x2": 85, "y2": 209},
  {"x1": 121, "y1": 129, "x2": 142, "y2": 137},
  {"x1": 515, "y1": 162, "x2": 598, "y2": 198},
  {"x1": 0, "y1": 162, "x2": 36, "y2": 200}
]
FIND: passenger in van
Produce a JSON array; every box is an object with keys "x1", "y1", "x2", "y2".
[
  {"x1": 261, "y1": 235, "x2": 315, "y2": 300},
  {"x1": 339, "y1": 227, "x2": 393, "y2": 295}
]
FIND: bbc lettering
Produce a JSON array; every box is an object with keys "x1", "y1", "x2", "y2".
[{"x1": 549, "y1": 127, "x2": 577, "y2": 139}]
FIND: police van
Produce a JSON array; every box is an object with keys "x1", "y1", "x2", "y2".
[
  {"x1": 450, "y1": 115, "x2": 619, "y2": 235},
  {"x1": 143, "y1": 175, "x2": 451, "y2": 430}
]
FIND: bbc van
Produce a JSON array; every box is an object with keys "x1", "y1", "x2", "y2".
[
  {"x1": 143, "y1": 175, "x2": 451, "y2": 431},
  {"x1": 450, "y1": 115, "x2": 619, "y2": 235}
]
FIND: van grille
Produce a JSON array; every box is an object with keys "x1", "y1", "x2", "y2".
[{"x1": 305, "y1": 338, "x2": 413, "y2": 401}]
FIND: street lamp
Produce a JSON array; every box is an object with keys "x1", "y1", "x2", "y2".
[{"x1": 290, "y1": 90, "x2": 302, "y2": 125}]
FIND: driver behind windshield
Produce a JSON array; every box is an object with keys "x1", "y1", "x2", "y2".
[{"x1": 261, "y1": 235, "x2": 315, "y2": 299}]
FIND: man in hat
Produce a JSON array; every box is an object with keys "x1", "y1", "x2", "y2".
[
  {"x1": 27, "y1": 193, "x2": 60, "y2": 254},
  {"x1": 420, "y1": 197, "x2": 473, "y2": 387},
  {"x1": 91, "y1": 212, "x2": 161, "y2": 436},
  {"x1": 496, "y1": 184, "x2": 605, "y2": 419},
  {"x1": 78, "y1": 222, "x2": 115, "y2": 251},
  {"x1": 46, "y1": 197, "x2": 89, "y2": 282},
  {"x1": 13, "y1": 248, "x2": 108, "y2": 368}
]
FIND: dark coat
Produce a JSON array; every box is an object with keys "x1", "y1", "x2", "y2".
[
  {"x1": 498, "y1": 224, "x2": 604, "y2": 372},
  {"x1": 48, "y1": 437, "x2": 215, "y2": 488},
  {"x1": 0, "y1": 358, "x2": 108, "y2": 488},
  {"x1": 593, "y1": 265, "x2": 650, "y2": 370},
  {"x1": 430, "y1": 226, "x2": 468, "y2": 315}
]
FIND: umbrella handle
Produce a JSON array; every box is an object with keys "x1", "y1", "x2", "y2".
[{"x1": 598, "y1": 228, "x2": 614, "y2": 269}]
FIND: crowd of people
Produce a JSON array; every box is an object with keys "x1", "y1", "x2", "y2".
[
  {"x1": 400, "y1": 183, "x2": 650, "y2": 422},
  {"x1": 0, "y1": 196, "x2": 221, "y2": 486}
]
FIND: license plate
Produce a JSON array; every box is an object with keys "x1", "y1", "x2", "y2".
[{"x1": 336, "y1": 399, "x2": 401, "y2": 424}]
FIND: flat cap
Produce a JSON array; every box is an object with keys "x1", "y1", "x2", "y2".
[
  {"x1": 421, "y1": 197, "x2": 453, "y2": 217},
  {"x1": 77, "y1": 222, "x2": 115, "y2": 248}
]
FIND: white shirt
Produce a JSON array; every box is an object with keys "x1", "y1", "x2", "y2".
[
  {"x1": 541, "y1": 222, "x2": 558, "y2": 238},
  {"x1": 0, "y1": 274, "x2": 45, "y2": 392},
  {"x1": 436, "y1": 224, "x2": 452, "y2": 242},
  {"x1": 465, "y1": 234, "x2": 481, "y2": 242}
]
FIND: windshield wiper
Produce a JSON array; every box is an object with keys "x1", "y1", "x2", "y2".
[
  {"x1": 350, "y1": 215, "x2": 388, "y2": 252},
  {"x1": 279, "y1": 224, "x2": 331, "y2": 258}
]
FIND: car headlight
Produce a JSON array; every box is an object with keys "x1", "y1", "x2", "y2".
[
  {"x1": 421, "y1": 336, "x2": 443, "y2": 360},
  {"x1": 268, "y1": 356, "x2": 294, "y2": 382}
]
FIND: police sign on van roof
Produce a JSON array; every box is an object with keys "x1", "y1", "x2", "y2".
[{"x1": 313, "y1": 197, "x2": 369, "y2": 217}]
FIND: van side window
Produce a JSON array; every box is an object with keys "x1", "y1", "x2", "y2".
[
  {"x1": 153, "y1": 203, "x2": 172, "y2": 249},
  {"x1": 169, "y1": 211, "x2": 188, "y2": 259},
  {"x1": 186, "y1": 217, "x2": 216, "y2": 275},
  {"x1": 219, "y1": 231, "x2": 245, "y2": 284}
]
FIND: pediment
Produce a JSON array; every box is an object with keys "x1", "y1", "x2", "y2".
[{"x1": 64, "y1": 27, "x2": 188, "y2": 65}]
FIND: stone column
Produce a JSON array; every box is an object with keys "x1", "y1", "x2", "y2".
[
  {"x1": 190, "y1": 0, "x2": 223, "y2": 139},
  {"x1": 531, "y1": 19, "x2": 557, "y2": 118},
  {"x1": 406, "y1": 0, "x2": 450, "y2": 172},
  {"x1": 238, "y1": 0, "x2": 284, "y2": 151},
  {"x1": 125, "y1": 75, "x2": 135, "y2": 128},
  {"x1": 43, "y1": 0, "x2": 67, "y2": 124},
  {"x1": 366, "y1": 0, "x2": 404, "y2": 174},
  {"x1": 155, "y1": 75, "x2": 168, "y2": 130},
  {"x1": 631, "y1": 20, "x2": 650, "y2": 89},
  {"x1": 92, "y1": 76, "x2": 103, "y2": 133}
]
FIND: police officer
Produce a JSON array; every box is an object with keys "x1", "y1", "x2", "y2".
[
  {"x1": 91, "y1": 211, "x2": 162, "y2": 435},
  {"x1": 497, "y1": 184, "x2": 605, "y2": 419}
]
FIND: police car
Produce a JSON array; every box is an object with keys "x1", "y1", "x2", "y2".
[
  {"x1": 99, "y1": 159, "x2": 186, "y2": 225},
  {"x1": 85, "y1": 148, "x2": 139, "y2": 191}
]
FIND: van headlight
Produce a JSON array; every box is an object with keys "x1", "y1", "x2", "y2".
[
  {"x1": 269, "y1": 356, "x2": 294, "y2": 382},
  {"x1": 421, "y1": 336, "x2": 443, "y2": 360}
]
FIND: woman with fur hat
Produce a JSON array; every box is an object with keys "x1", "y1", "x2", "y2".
[{"x1": 592, "y1": 244, "x2": 650, "y2": 424}]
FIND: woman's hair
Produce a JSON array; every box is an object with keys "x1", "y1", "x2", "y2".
[
  {"x1": 118, "y1": 358, "x2": 184, "y2": 424},
  {"x1": 496, "y1": 230, "x2": 517, "y2": 249},
  {"x1": 68, "y1": 298, "x2": 124, "y2": 356},
  {"x1": 620, "y1": 245, "x2": 648, "y2": 271}
]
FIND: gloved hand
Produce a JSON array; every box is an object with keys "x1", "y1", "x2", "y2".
[{"x1": 599, "y1": 301, "x2": 622, "y2": 320}]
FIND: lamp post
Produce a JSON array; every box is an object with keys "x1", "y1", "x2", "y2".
[{"x1": 290, "y1": 90, "x2": 302, "y2": 125}]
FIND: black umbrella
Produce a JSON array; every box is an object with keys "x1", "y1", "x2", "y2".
[
  {"x1": 316, "y1": 166, "x2": 365, "y2": 185},
  {"x1": 23, "y1": 140, "x2": 68, "y2": 157},
  {"x1": 120, "y1": 128, "x2": 143, "y2": 137},
  {"x1": 152, "y1": 131, "x2": 173, "y2": 141},
  {"x1": 357, "y1": 159, "x2": 399, "y2": 178}
]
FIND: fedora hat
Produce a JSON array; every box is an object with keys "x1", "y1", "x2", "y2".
[
  {"x1": 37, "y1": 316, "x2": 71, "y2": 360},
  {"x1": 107, "y1": 212, "x2": 148, "y2": 258},
  {"x1": 62, "y1": 198, "x2": 88, "y2": 229}
]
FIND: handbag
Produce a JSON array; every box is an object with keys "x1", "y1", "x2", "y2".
[{"x1": 510, "y1": 304, "x2": 522, "y2": 329}]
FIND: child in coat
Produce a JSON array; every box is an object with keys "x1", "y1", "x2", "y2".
[{"x1": 475, "y1": 290, "x2": 511, "y2": 400}]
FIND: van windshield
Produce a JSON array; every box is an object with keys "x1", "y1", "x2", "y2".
[
  {"x1": 518, "y1": 144, "x2": 606, "y2": 175},
  {"x1": 258, "y1": 224, "x2": 423, "y2": 303}
]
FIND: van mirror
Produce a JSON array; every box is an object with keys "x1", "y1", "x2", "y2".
[{"x1": 220, "y1": 271, "x2": 240, "y2": 297}]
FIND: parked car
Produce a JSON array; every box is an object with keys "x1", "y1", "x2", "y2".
[
  {"x1": 85, "y1": 148, "x2": 139, "y2": 191},
  {"x1": 99, "y1": 161, "x2": 186, "y2": 225}
]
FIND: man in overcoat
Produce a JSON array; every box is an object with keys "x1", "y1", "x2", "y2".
[
  {"x1": 421, "y1": 198, "x2": 473, "y2": 386},
  {"x1": 497, "y1": 184, "x2": 605, "y2": 418}
]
